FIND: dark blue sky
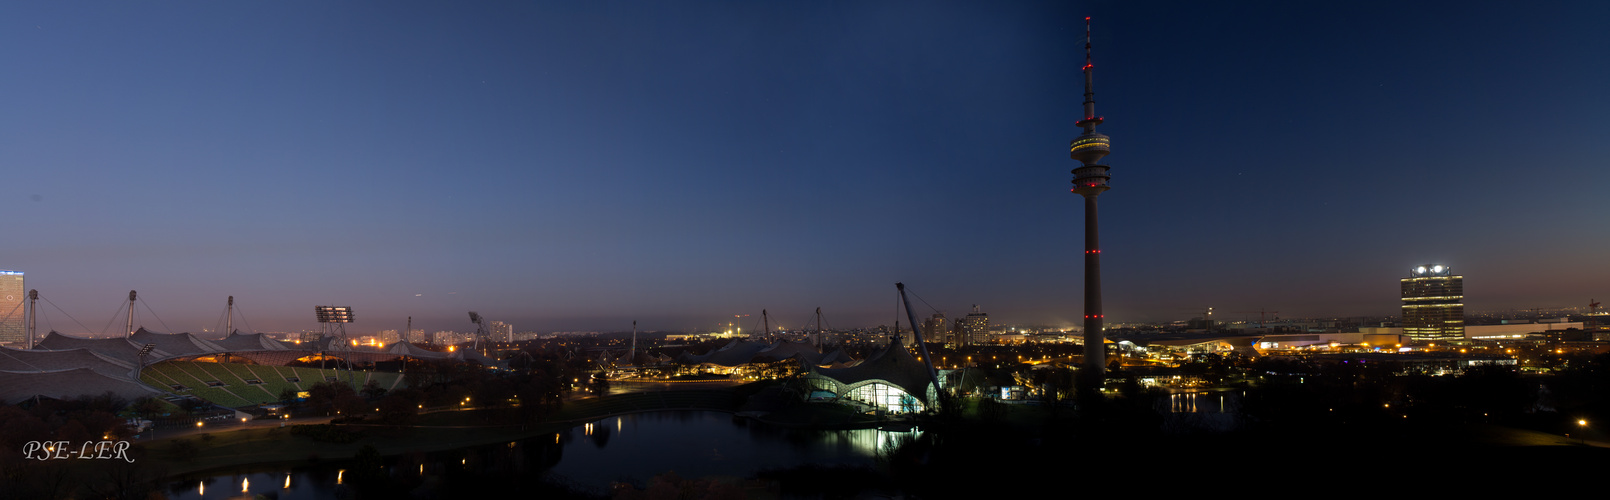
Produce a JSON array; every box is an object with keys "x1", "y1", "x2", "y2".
[{"x1": 3, "y1": 1, "x2": 1606, "y2": 334}]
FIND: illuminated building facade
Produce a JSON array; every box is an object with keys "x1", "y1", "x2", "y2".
[
  {"x1": 491, "y1": 321, "x2": 514, "y2": 342},
  {"x1": 804, "y1": 337, "x2": 937, "y2": 414},
  {"x1": 0, "y1": 270, "x2": 23, "y2": 346},
  {"x1": 921, "y1": 313, "x2": 947, "y2": 345},
  {"x1": 1401, "y1": 265, "x2": 1464, "y2": 343},
  {"x1": 959, "y1": 306, "x2": 989, "y2": 346},
  {"x1": 376, "y1": 329, "x2": 401, "y2": 345}
]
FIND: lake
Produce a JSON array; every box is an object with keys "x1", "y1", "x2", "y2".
[{"x1": 163, "y1": 410, "x2": 920, "y2": 498}]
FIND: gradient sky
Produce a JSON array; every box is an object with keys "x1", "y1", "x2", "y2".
[{"x1": 3, "y1": 1, "x2": 1607, "y2": 335}]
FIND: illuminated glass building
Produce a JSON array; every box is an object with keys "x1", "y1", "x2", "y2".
[
  {"x1": 0, "y1": 270, "x2": 22, "y2": 346},
  {"x1": 804, "y1": 336, "x2": 937, "y2": 414},
  {"x1": 1401, "y1": 265, "x2": 1464, "y2": 343}
]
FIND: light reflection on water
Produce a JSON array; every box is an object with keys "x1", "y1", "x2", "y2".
[{"x1": 164, "y1": 410, "x2": 919, "y2": 498}]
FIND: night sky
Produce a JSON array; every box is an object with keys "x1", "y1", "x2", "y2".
[{"x1": 4, "y1": 1, "x2": 1607, "y2": 335}]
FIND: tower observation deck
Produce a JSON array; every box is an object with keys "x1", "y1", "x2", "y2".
[{"x1": 1071, "y1": 17, "x2": 1111, "y2": 380}]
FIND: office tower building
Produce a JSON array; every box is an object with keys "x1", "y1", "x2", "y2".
[
  {"x1": 1402, "y1": 265, "x2": 1464, "y2": 343},
  {"x1": 0, "y1": 271, "x2": 23, "y2": 346}
]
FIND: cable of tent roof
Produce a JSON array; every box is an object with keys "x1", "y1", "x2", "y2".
[
  {"x1": 134, "y1": 295, "x2": 177, "y2": 335},
  {"x1": 98, "y1": 298, "x2": 128, "y2": 337},
  {"x1": 37, "y1": 296, "x2": 99, "y2": 337}
]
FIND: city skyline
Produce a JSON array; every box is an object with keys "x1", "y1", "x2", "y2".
[{"x1": 4, "y1": 2, "x2": 1608, "y2": 333}]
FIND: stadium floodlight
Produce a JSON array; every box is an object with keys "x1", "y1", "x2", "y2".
[{"x1": 314, "y1": 306, "x2": 355, "y2": 323}]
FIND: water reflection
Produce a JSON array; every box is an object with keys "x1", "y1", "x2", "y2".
[
  {"x1": 164, "y1": 410, "x2": 919, "y2": 498},
  {"x1": 1166, "y1": 391, "x2": 1234, "y2": 413}
]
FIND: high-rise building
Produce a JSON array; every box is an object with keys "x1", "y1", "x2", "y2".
[
  {"x1": 959, "y1": 306, "x2": 989, "y2": 347},
  {"x1": 921, "y1": 313, "x2": 947, "y2": 345},
  {"x1": 433, "y1": 331, "x2": 461, "y2": 345},
  {"x1": 376, "y1": 329, "x2": 401, "y2": 345},
  {"x1": 491, "y1": 321, "x2": 514, "y2": 343},
  {"x1": 0, "y1": 271, "x2": 23, "y2": 346},
  {"x1": 406, "y1": 329, "x2": 427, "y2": 343},
  {"x1": 1402, "y1": 265, "x2": 1464, "y2": 343}
]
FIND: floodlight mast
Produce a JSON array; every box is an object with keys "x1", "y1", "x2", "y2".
[
  {"x1": 313, "y1": 306, "x2": 355, "y2": 376},
  {"x1": 469, "y1": 311, "x2": 489, "y2": 351}
]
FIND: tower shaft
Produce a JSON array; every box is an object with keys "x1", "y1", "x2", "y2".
[{"x1": 1082, "y1": 195, "x2": 1104, "y2": 372}]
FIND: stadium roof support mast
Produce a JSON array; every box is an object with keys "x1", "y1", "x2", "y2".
[
  {"x1": 226, "y1": 296, "x2": 233, "y2": 335},
  {"x1": 628, "y1": 320, "x2": 637, "y2": 364},
  {"x1": 815, "y1": 307, "x2": 825, "y2": 349},
  {"x1": 1070, "y1": 17, "x2": 1113, "y2": 381},
  {"x1": 26, "y1": 290, "x2": 37, "y2": 350},
  {"x1": 126, "y1": 290, "x2": 137, "y2": 339},
  {"x1": 897, "y1": 283, "x2": 948, "y2": 411}
]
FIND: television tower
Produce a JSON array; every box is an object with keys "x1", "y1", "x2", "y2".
[{"x1": 1070, "y1": 17, "x2": 1112, "y2": 379}]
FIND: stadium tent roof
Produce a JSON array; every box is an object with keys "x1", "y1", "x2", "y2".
[
  {"x1": 211, "y1": 332, "x2": 293, "y2": 351},
  {"x1": 386, "y1": 342, "x2": 451, "y2": 360},
  {"x1": 0, "y1": 346, "x2": 136, "y2": 379},
  {"x1": 684, "y1": 339, "x2": 772, "y2": 367},
  {"x1": 812, "y1": 337, "x2": 935, "y2": 404},
  {"x1": 35, "y1": 332, "x2": 171, "y2": 366},
  {"x1": 756, "y1": 340, "x2": 835, "y2": 365},
  {"x1": 0, "y1": 368, "x2": 163, "y2": 405},
  {"x1": 129, "y1": 328, "x2": 226, "y2": 357},
  {"x1": 452, "y1": 348, "x2": 503, "y2": 368},
  {"x1": 818, "y1": 348, "x2": 855, "y2": 367}
]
